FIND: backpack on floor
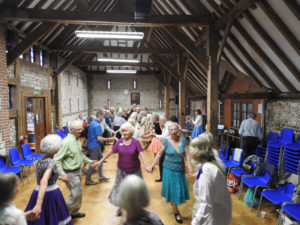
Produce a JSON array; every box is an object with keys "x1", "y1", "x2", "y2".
[
  {"x1": 244, "y1": 188, "x2": 259, "y2": 208},
  {"x1": 227, "y1": 172, "x2": 239, "y2": 193}
]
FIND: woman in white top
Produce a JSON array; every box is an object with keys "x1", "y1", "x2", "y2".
[
  {"x1": 191, "y1": 109, "x2": 204, "y2": 138},
  {"x1": 189, "y1": 133, "x2": 232, "y2": 225},
  {"x1": 0, "y1": 173, "x2": 36, "y2": 225}
]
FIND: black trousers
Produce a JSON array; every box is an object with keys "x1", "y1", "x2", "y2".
[
  {"x1": 159, "y1": 152, "x2": 165, "y2": 179},
  {"x1": 242, "y1": 136, "x2": 258, "y2": 161},
  {"x1": 113, "y1": 126, "x2": 121, "y2": 139}
]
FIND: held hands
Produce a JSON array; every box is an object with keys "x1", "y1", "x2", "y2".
[
  {"x1": 91, "y1": 160, "x2": 101, "y2": 168},
  {"x1": 25, "y1": 210, "x2": 40, "y2": 221},
  {"x1": 32, "y1": 205, "x2": 42, "y2": 219},
  {"x1": 144, "y1": 165, "x2": 153, "y2": 174}
]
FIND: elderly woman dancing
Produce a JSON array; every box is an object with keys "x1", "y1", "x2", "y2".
[
  {"x1": 98, "y1": 122, "x2": 151, "y2": 216},
  {"x1": 150, "y1": 122, "x2": 192, "y2": 224},
  {"x1": 189, "y1": 133, "x2": 232, "y2": 225}
]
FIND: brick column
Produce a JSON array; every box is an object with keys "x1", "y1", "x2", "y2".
[{"x1": 0, "y1": 25, "x2": 11, "y2": 153}]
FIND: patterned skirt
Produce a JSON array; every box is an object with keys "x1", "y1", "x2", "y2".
[
  {"x1": 161, "y1": 167, "x2": 190, "y2": 205},
  {"x1": 25, "y1": 183, "x2": 72, "y2": 225},
  {"x1": 147, "y1": 137, "x2": 162, "y2": 153},
  {"x1": 192, "y1": 125, "x2": 204, "y2": 138},
  {"x1": 108, "y1": 168, "x2": 143, "y2": 206}
]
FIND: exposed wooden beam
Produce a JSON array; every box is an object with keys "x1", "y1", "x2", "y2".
[
  {"x1": 75, "y1": 61, "x2": 159, "y2": 67},
  {"x1": 0, "y1": 7, "x2": 212, "y2": 27},
  {"x1": 257, "y1": 1, "x2": 300, "y2": 55},
  {"x1": 217, "y1": 19, "x2": 233, "y2": 63},
  {"x1": 54, "y1": 52, "x2": 83, "y2": 76},
  {"x1": 164, "y1": 72, "x2": 171, "y2": 118},
  {"x1": 162, "y1": 27, "x2": 208, "y2": 72},
  {"x1": 146, "y1": 27, "x2": 154, "y2": 43},
  {"x1": 187, "y1": 96, "x2": 207, "y2": 100},
  {"x1": 151, "y1": 54, "x2": 179, "y2": 81},
  {"x1": 214, "y1": 0, "x2": 258, "y2": 29},
  {"x1": 243, "y1": 11, "x2": 300, "y2": 83},
  {"x1": 233, "y1": 21, "x2": 298, "y2": 92},
  {"x1": 51, "y1": 45, "x2": 180, "y2": 55},
  {"x1": 73, "y1": 0, "x2": 89, "y2": 10},
  {"x1": 7, "y1": 22, "x2": 57, "y2": 66},
  {"x1": 220, "y1": 92, "x2": 272, "y2": 99},
  {"x1": 283, "y1": 0, "x2": 300, "y2": 22},
  {"x1": 179, "y1": 55, "x2": 190, "y2": 128}
]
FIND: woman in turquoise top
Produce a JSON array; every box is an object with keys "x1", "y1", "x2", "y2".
[{"x1": 150, "y1": 122, "x2": 192, "y2": 224}]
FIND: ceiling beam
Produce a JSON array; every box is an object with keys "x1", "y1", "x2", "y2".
[
  {"x1": 283, "y1": 0, "x2": 300, "y2": 22},
  {"x1": 0, "y1": 7, "x2": 212, "y2": 27},
  {"x1": 214, "y1": 0, "x2": 259, "y2": 29},
  {"x1": 75, "y1": 61, "x2": 159, "y2": 67},
  {"x1": 257, "y1": 1, "x2": 300, "y2": 56},
  {"x1": 220, "y1": 92, "x2": 272, "y2": 99},
  {"x1": 7, "y1": 22, "x2": 57, "y2": 66},
  {"x1": 162, "y1": 27, "x2": 208, "y2": 72},
  {"x1": 151, "y1": 54, "x2": 179, "y2": 81},
  {"x1": 54, "y1": 52, "x2": 83, "y2": 76},
  {"x1": 51, "y1": 45, "x2": 180, "y2": 55},
  {"x1": 217, "y1": 20, "x2": 233, "y2": 63}
]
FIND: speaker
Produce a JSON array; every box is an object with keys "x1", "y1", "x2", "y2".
[
  {"x1": 175, "y1": 95, "x2": 179, "y2": 105},
  {"x1": 135, "y1": 0, "x2": 152, "y2": 20}
]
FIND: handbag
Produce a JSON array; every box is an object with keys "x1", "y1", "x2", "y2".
[{"x1": 243, "y1": 162, "x2": 254, "y2": 174}]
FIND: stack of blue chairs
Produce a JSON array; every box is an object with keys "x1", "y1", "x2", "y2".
[
  {"x1": 255, "y1": 132, "x2": 279, "y2": 159},
  {"x1": 56, "y1": 129, "x2": 68, "y2": 139},
  {"x1": 267, "y1": 128, "x2": 294, "y2": 168},
  {"x1": 284, "y1": 136, "x2": 300, "y2": 174}
]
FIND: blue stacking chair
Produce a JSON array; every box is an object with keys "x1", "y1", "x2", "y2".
[
  {"x1": 9, "y1": 148, "x2": 34, "y2": 183},
  {"x1": 238, "y1": 172, "x2": 271, "y2": 211},
  {"x1": 231, "y1": 162, "x2": 255, "y2": 179},
  {"x1": 219, "y1": 143, "x2": 230, "y2": 161},
  {"x1": 21, "y1": 144, "x2": 44, "y2": 161},
  {"x1": 255, "y1": 132, "x2": 279, "y2": 159},
  {"x1": 56, "y1": 129, "x2": 67, "y2": 139},
  {"x1": 284, "y1": 136, "x2": 300, "y2": 174},
  {"x1": 257, "y1": 183, "x2": 295, "y2": 216},
  {"x1": 0, "y1": 158, "x2": 24, "y2": 185},
  {"x1": 278, "y1": 202, "x2": 300, "y2": 224},
  {"x1": 223, "y1": 148, "x2": 243, "y2": 176}
]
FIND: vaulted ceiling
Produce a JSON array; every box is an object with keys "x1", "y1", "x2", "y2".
[{"x1": 1, "y1": 0, "x2": 299, "y2": 96}]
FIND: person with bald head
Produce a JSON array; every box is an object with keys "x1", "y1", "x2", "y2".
[{"x1": 54, "y1": 120, "x2": 100, "y2": 219}]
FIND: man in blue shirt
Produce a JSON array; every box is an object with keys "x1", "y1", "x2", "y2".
[{"x1": 86, "y1": 110, "x2": 116, "y2": 185}]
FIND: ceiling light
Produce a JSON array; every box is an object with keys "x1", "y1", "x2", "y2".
[
  {"x1": 75, "y1": 31, "x2": 144, "y2": 40},
  {"x1": 97, "y1": 58, "x2": 140, "y2": 63},
  {"x1": 106, "y1": 69, "x2": 137, "y2": 74}
]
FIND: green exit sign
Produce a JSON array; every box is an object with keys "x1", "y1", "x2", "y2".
[{"x1": 34, "y1": 89, "x2": 41, "y2": 95}]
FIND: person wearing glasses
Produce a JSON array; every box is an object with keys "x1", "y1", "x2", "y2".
[{"x1": 54, "y1": 120, "x2": 101, "y2": 219}]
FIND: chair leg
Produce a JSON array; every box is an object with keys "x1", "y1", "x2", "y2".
[
  {"x1": 238, "y1": 181, "x2": 244, "y2": 200},
  {"x1": 250, "y1": 187, "x2": 258, "y2": 212},
  {"x1": 23, "y1": 165, "x2": 30, "y2": 183},
  {"x1": 19, "y1": 172, "x2": 24, "y2": 185},
  {"x1": 256, "y1": 194, "x2": 264, "y2": 217},
  {"x1": 277, "y1": 212, "x2": 282, "y2": 225}
]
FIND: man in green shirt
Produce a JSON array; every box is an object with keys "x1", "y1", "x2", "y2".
[{"x1": 54, "y1": 120, "x2": 100, "y2": 219}]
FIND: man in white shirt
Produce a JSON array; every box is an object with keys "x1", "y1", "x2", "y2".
[{"x1": 239, "y1": 112, "x2": 262, "y2": 161}]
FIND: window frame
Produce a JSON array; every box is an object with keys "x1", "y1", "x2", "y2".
[{"x1": 231, "y1": 101, "x2": 253, "y2": 128}]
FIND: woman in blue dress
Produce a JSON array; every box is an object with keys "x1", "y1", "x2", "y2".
[
  {"x1": 150, "y1": 122, "x2": 193, "y2": 224},
  {"x1": 191, "y1": 109, "x2": 204, "y2": 138}
]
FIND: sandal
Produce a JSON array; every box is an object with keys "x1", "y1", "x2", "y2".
[{"x1": 174, "y1": 213, "x2": 183, "y2": 224}]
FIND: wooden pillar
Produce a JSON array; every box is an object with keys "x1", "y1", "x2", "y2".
[
  {"x1": 206, "y1": 26, "x2": 219, "y2": 147},
  {"x1": 164, "y1": 72, "x2": 170, "y2": 118},
  {"x1": 178, "y1": 55, "x2": 190, "y2": 128}
]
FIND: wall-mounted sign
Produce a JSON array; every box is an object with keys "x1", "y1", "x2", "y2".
[{"x1": 34, "y1": 89, "x2": 41, "y2": 95}]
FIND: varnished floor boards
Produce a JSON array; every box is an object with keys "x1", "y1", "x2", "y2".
[{"x1": 14, "y1": 145, "x2": 278, "y2": 225}]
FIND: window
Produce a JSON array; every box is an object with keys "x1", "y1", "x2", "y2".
[
  {"x1": 133, "y1": 80, "x2": 137, "y2": 89},
  {"x1": 107, "y1": 99, "x2": 111, "y2": 108},
  {"x1": 232, "y1": 102, "x2": 253, "y2": 127},
  {"x1": 19, "y1": 54, "x2": 23, "y2": 59},
  {"x1": 107, "y1": 80, "x2": 111, "y2": 90},
  {"x1": 159, "y1": 99, "x2": 163, "y2": 109},
  {"x1": 39, "y1": 49, "x2": 43, "y2": 66},
  {"x1": 77, "y1": 75, "x2": 79, "y2": 87},
  {"x1": 8, "y1": 85, "x2": 17, "y2": 109},
  {"x1": 78, "y1": 98, "x2": 80, "y2": 111},
  {"x1": 30, "y1": 47, "x2": 34, "y2": 63}
]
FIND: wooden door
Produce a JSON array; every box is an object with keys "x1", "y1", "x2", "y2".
[{"x1": 33, "y1": 98, "x2": 45, "y2": 153}]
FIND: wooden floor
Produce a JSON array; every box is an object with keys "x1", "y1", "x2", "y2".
[{"x1": 14, "y1": 145, "x2": 279, "y2": 225}]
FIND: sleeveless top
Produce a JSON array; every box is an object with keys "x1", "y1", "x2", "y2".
[{"x1": 162, "y1": 136, "x2": 186, "y2": 171}]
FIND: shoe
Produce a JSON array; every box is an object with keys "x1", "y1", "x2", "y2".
[
  {"x1": 99, "y1": 177, "x2": 110, "y2": 182},
  {"x1": 103, "y1": 160, "x2": 107, "y2": 163},
  {"x1": 116, "y1": 208, "x2": 122, "y2": 217},
  {"x1": 71, "y1": 212, "x2": 86, "y2": 219},
  {"x1": 174, "y1": 214, "x2": 183, "y2": 224},
  {"x1": 155, "y1": 178, "x2": 162, "y2": 182},
  {"x1": 85, "y1": 180, "x2": 98, "y2": 185}
]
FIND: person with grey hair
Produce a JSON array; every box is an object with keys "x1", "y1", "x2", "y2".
[
  {"x1": 0, "y1": 173, "x2": 37, "y2": 224},
  {"x1": 189, "y1": 133, "x2": 232, "y2": 225},
  {"x1": 54, "y1": 120, "x2": 100, "y2": 219},
  {"x1": 97, "y1": 122, "x2": 151, "y2": 217},
  {"x1": 150, "y1": 122, "x2": 192, "y2": 224},
  {"x1": 239, "y1": 112, "x2": 262, "y2": 161},
  {"x1": 113, "y1": 110, "x2": 126, "y2": 139},
  {"x1": 118, "y1": 175, "x2": 164, "y2": 225},
  {"x1": 25, "y1": 134, "x2": 73, "y2": 225}
]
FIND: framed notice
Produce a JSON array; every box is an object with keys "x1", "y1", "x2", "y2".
[{"x1": 131, "y1": 93, "x2": 140, "y2": 105}]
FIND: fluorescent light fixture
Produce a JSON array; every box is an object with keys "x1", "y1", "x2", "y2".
[
  {"x1": 75, "y1": 31, "x2": 144, "y2": 40},
  {"x1": 106, "y1": 69, "x2": 137, "y2": 74},
  {"x1": 97, "y1": 58, "x2": 140, "y2": 63}
]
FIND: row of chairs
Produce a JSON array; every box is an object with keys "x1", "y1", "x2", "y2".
[
  {"x1": 0, "y1": 144, "x2": 43, "y2": 184},
  {"x1": 219, "y1": 128, "x2": 300, "y2": 224}
]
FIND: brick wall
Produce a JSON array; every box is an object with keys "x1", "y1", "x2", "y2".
[
  {"x1": 0, "y1": 25, "x2": 10, "y2": 154},
  {"x1": 265, "y1": 99, "x2": 300, "y2": 139},
  {"x1": 90, "y1": 74, "x2": 177, "y2": 116}
]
